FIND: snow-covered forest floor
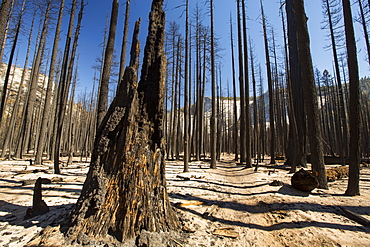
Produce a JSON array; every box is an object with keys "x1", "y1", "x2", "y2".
[{"x1": 0, "y1": 155, "x2": 369, "y2": 246}]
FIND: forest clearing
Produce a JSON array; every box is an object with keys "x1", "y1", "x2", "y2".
[
  {"x1": 1, "y1": 0, "x2": 370, "y2": 245},
  {"x1": 0, "y1": 155, "x2": 369, "y2": 246}
]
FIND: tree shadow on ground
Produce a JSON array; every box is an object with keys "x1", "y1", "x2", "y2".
[
  {"x1": 169, "y1": 192, "x2": 370, "y2": 233},
  {"x1": 0, "y1": 200, "x2": 74, "y2": 229},
  {"x1": 169, "y1": 178, "x2": 313, "y2": 198},
  {"x1": 167, "y1": 176, "x2": 269, "y2": 189}
]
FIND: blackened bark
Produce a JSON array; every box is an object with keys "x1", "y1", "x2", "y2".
[
  {"x1": 358, "y1": 0, "x2": 370, "y2": 67},
  {"x1": 35, "y1": 0, "x2": 65, "y2": 165},
  {"x1": 210, "y1": 0, "x2": 217, "y2": 169},
  {"x1": 237, "y1": 0, "x2": 246, "y2": 164},
  {"x1": 118, "y1": 0, "x2": 130, "y2": 84},
  {"x1": 25, "y1": 177, "x2": 50, "y2": 219},
  {"x1": 294, "y1": 0, "x2": 327, "y2": 189},
  {"x1": 0, "y1": 0, "x2": 24, "y2": 125},
  {"x1": 0, "y1": 0, "x2": 11, "y2": 57},
  {"x1": 67, "y1": 1, "x2": 179, "y2": 243},
  {"x1": 183, "y1": 0, "x2": 190, "y2": 172},
  {"x1": 242, "y1": 0, "x2": 252, "y2": 168},
  {"x1": 343, "y1": 0, "x2": 361, "y2": 196},
  {"x1": 286, "y1": 0, "x2": 307, "y2": 171},
  {"x1": 260, "y1": 0, "x2": 276, "y2": 165},
  {"x1": 229, "y1": 13, "x2": 238, "y2": 161},
  {"x1": 96, "y1": 0, "x2": 119, "y2": 129}
]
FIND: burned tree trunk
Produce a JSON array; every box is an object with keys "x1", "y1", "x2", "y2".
[
  {"x1": 67, "y1": 1, "x2": 179, "y2": 243},
  {"x1": 25, "y1": 177, "x2": 50, "y2": 219}
]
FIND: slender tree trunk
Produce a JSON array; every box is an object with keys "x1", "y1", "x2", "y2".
[
  {"x1": 260, "y1": 0, "x2": 276, "y2": 164},
  {"x1": 358, "y1": 0, "x2": 370, "y2": 66},
  {"x1": 286, "y1": 0, "x2": 307, "y2": 171},
  {"x1": 229, "y1": 13, "x2": 238, "y2": 161},
  {"x1": 3, "y1": 8, "x2": 35, "y2": 158},
  {"x1": 324, "y1": 0, "x2": 348, "y2": 162},
  {"x1": 237, "y1": 0, "x2": 246, "y2": 164},
  {"x1": 54, "y1": 0, "x2": 83, "y2": 174},
  {"x1": 118, "y1": 0, "x2": 130, "y2": 84},
  {"x1": 342, "y1": 0, "x2": 361, "y2": 196},
  {"x1": 210, "y1": 0, "x2": 217, "y2": 169},
  {"x1": 0, "y1": 0, "x2": 24, "y2": 125},
  {"x1": 250, "y1": 39, "x2": 259, "y2": 171},
  {"x1": 22, "y1": 2, "x2": 51, "y2": 155},
  {"x1": 96, "y1": 0, "x2": 119, "y2": 129},
  {"x1": 183, "y1": 0, "x2": 190, "y2": 172},
  {"x1": 35, "y1": 0, "x2": 65, "y2": 165},
  {"x1": 294, "y1": 0, "x2": 327, "y2": 189},
  {"x1": 0, "y1": 0, "x2": 12, "y2": 61},
  {"x1": 242, "y1": 0, "x2": 252, "y2": 168}
]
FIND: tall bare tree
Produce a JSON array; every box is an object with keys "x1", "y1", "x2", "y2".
[
  {"x1": 96, "y1": 0, "x2": 119, "y2": 129},
  {"x1": 0, "y1": 0, "x2": 12, "y2": 60},
  {"x1": 229, "y1": 13, "x2": 238, "y2": 161},
  {"x1": 242, "y1": 0, "x2": 252, "y2": 168},
  {"x1": 342, "y1": 0, "x2": 361, "y2": 196},
  {"x1": 183, "y1": 0, "x2": 190, "y2": 172},
  {"x1": 210, "y1": 0, "x2": 217, "y2": 169},
  {"x1": 294, "y1": 0, "x2": 327, "y2": 189},
  {"x1": 285, "y1": 0, "x2": 307, "y2": 172},
  {"x1": 118, "y1": 0, "x2": 130, "y2": 84},
  {"x1": 0, "y1": 0, "x2": 25, "y2": 125},
  {"x1": 21, "y1": 1, "x2": 51, "y2": 156},
  {"x1": 260, "y1": 0, "x2": 276, "y2": 164},
  {"x1": 35, "y1": 0, "x2": 65, "y2": 165},
  {"x1": 322, "y1": 0, "x2": 348, "y2": 163},
  {"x1": 54, "y1": 0, "x2": 84, "y2": 174},
  {"x1": 237, "y1": 0, "x2": 246, "y2": 164},
  {"x1": 357, "y1": 0, "x2": 370, "y2": 66}
]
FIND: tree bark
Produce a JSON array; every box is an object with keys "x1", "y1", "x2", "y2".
[
  {"x1": 35, "y1": 0, "x2": 65, "y2": 165},
  {"x1": 96, "y1": 0, "x2": 119, "y2": 129},
  {"x1": 22, "y1": 2, "x2": 51, "y2": 155},
  {"x1": 237, "y1": 0, "x2": 246, "y2": 165},
  {"x1": 294, "y1": 0, "x2": 327, "y2": 189},
  {"x1": 229, "y1": 13, "x2": 239, "y2": 161},
  {"x1": 342, "y1": 0, "x2": 361, "y2": 196},
  {"x1": 285, "y1": 0, "x2": 307, "y2": 172},
  {"x1": 0, "y1": 0, "x2": 24, "y2": 125},
  {"x1": 260, "y1": 0, "x2": 276, "y2": 165},
  {"x1": 210, "y1": 0, "x2": 217, "y2": 169},
  {"x1": 67, "y1": 1, "x2": 179, "y2": 243},
  {"x1": 54, "y1": 0, "x2": 83, "y2": 174},
  {"x1": 0, "y1": 0, "x2": 12, "y2": 60},
  {"x1": 118, "y1": 0, "x2": 130, "y2": 84},
  {"x1": 358, "y1": 0, "x2": 370, "y2": 67},
  {"x1": 183, "y1": 0, "x2": 190, "y2": 172}
]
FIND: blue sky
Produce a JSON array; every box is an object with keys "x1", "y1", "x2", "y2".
[{"x1": 11, "y1": 0, "x2": 370, "y2": 98}]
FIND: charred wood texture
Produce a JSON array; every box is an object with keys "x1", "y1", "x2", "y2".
[
  {"x1": 24, "y1": 177, "x2": 50, "y2": 219},
  {"x1": 67, "y1": 0, "x2": 179, "y2": 243}
]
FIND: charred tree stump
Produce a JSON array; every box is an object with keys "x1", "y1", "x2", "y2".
[
  {"x1": 67, "y1": 0, "x2": 179, "y2": 244},
  {"x1": 24, "y1": 177, "x2": 50, "y2": 219}
]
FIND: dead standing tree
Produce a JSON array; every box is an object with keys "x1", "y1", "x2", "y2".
[{"x1": 67, "y1": 0, "x2": 179, "y2": 243}]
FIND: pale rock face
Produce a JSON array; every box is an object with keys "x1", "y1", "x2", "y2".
[{"x1": 0, "y1": 62, "x2": 53, "y2": 115}]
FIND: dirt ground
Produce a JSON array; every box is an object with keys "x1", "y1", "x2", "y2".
[{"x1": 0, "y1": 155, "x2": 369, "y2": 246}]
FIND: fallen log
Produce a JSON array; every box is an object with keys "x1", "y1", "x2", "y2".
[
  {"x1": 175, "y1": 201, "x2": 204, "y2": 207},
  {"x1": 340, "y1": 207, "x2": 370, "y2": 227},
  {"x1": 212, "y1": 227, "x2": 239, "y2": 238}
]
